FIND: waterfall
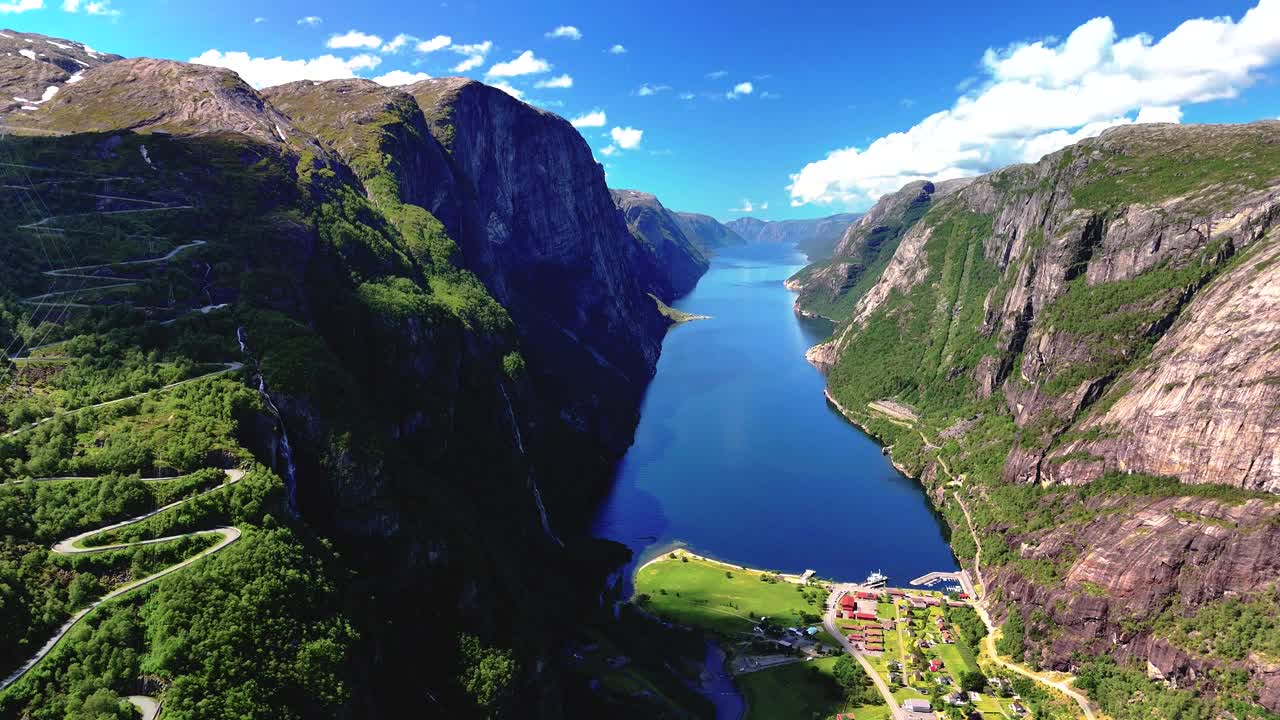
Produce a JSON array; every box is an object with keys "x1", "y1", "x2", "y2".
[
  {"x1": 499, "y1": 384, "x2": 562, "y2": 547},
  {"x1": 236, "y1": 327, "x2": 299, "y2": 517}
]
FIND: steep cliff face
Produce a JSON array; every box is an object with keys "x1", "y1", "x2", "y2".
[
  {"x1": 820, "y1": 120, "x2": 1280, "y2": 714},
  {"x1": 787, "y1": 179, "x2": 970, "y2": 320},
  {"x1": 672, "y1": 211, "x2": 747, "y2": 254},
  {"x1": 407, "y1": 79, "x2": 669, "y2": 511},
  {"x1": 726, "y1": 212, "x2": 860, "y2": 259},
  {"x1": 0, "y1": 41, "x2": 682, "y2": 717},
  {"x1": 610, "y1": 188, "x2": 709, "y2": 298}
]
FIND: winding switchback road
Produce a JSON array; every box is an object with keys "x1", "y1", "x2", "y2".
[{"x1": 0, "y1": 469, "x2": 244, "y2": 693}]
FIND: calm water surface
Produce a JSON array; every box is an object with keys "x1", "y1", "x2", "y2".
[{"x1": 593, "y1": 243, "x2": 958, "y2": 586}]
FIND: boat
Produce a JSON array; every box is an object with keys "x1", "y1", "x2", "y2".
[{"x1": 864, "y1": 570, "x2": 888, "y2": 588}]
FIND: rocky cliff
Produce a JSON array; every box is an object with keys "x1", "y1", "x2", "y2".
[
  {"x1": 0, "y1": 36, "x2": 688, "y2": 718},
  {"x1": 787, "y1": 179, "x2": 970, "y2": 320},
  {"x1": 405, "y1": 79, "x2": 672, "y2": 515},
  {"x1": 818, "y1": 121, "x2": 1280, "y2": 715},
  {"x1": 610, "y1": 188, "x2": 709, "y2": 298}
]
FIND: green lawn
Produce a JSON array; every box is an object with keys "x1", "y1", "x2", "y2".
[
  {"x1": 635, "y1": 555, "x2": 827, "y2": 636},
  {"x1": 738, "y1": 658, "x2": 889, "y2": 720}
]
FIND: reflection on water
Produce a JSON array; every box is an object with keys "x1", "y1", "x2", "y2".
[{"x1": 593, "y1": 243, "x2": 958, "y2": 588}]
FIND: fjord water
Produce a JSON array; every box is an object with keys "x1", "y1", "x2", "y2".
[{"x1": 593, "y1": 243, "x2": 959, "y2": 585}]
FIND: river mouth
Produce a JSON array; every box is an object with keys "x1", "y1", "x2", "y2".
[{"x1": 592, "y1": 243, "x2": 959, "y2": 592}]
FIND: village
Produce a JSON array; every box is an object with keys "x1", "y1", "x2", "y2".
[
  {"x1": 826, "y1": 580, "x2": 1028, "y2": 719},
  {"x1": 631, "y1": 550, "x2": 1050, "y2": 720}
]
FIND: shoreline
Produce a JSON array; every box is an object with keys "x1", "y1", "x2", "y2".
[
  {"x1": 822, "y1": 388, "x2": 917, "y2": 479},
  {"x1": 635, "y1": 547, "x2": 816, "y2": 587}
]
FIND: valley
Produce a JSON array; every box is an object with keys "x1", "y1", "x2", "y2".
[{"x1": 0, "y1": 10, "x2": 1278, "y2": 720}]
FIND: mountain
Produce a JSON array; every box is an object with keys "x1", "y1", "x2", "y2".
[
  {"x1": 725, "y1": 212, "x2": 860, "y2": 260},
  {"x1": 814, "y1": 120, "x2": 1280, "y2": 717},
  {"x1": 0, "y1": 29, "x2": 121, "y2": 114},
  {"x1": 0, "y1": 35, "x2": 699, "y2": 719},
  {"x1": 787, "y1": 179, "x2": 971, "y2": 320},
  {"x1": 610, "y1": 189, "x2": 709, "y2": 298},
  {"x1": 671, "y1": 211, "x2": 747, "y2": 254}
]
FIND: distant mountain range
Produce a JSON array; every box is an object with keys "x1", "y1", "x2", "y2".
[{"x1": 726, "y1": 213, "x2": 862, "y2": 260}]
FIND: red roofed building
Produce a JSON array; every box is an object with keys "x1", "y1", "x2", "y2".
[
  {"x1": 930, "y1": 659, "x2": 944, "y2": 672},
  {"x1": 856, "y1": 591, "x2": 877, "y2": 600},
  {"x1": 854, "y1": 612, "x2": 877, "y2": 621}
]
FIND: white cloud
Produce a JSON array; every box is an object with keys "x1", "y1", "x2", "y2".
[
  {"x1": 727, "y1": 81, "x2": 753, "y2": 98},
  {"x1": 609, "y1": 44, "x2": 626, "y2": 54},
  {"x1": 599, "y1": 145, "x2": 617, "y2": 157},
  {"x1": 534, "y1": 73, "x2": 573, "y2": 89},
  {"x1": 297, "y1": 15, "x2": 322, "y2": 26},
  {"x1": 636, "y1": 83, "x2": 670, "y2": 96},
  {"x1": 382, "y1": 34, "x2": 411, "y2": 52},
  {"x1": 679, "y1": 92, "x2": 695, "y2": 100},
  {"x1": 490, "y1": 81, "x2": 524, "y2": 100},
  {"x1": 327, "y1": 30, "x2": 383, "y2": 50},
  {"x1": 486, "y1": 49, "x2": 550, "y2": 77},
  {"x1": 788, "y1": 0, "x2": 1280, "y2": 208},
  {"x1": 450, "y1": 40, "x2": 491, "y2": 72},
  {"x1": 253, "y1": 16, "x2": 266, "y2": 23},
  {"x1": 706, "y1": 70, "x2": 728, "y2": 79},
  {"x1": 346, "y1": 54, "x2": 382, "y2": 71},
  {"x1": 730, "y1": 199, "x2": 759, "y2": 213},
  {"x1": 58, "y1": 0, "x2": 115, "y2": 14},
  {"x1": 190, "y1": 49, "x2": 380, "y2": 89},
  {"x1": 374, "y1": 69, "x2": 432, "y2": 86},
  {"x1": 570, "y1": 109, "x2": 606, "y2": 128},
  {"x1": 546, "y1": 25, "x2": 582, "y2": 40},
  {"x1": 610, "y1": 126, "x2": 643, "y2": 149},
  {"x1": 415, "y1": 34, "x2": 452, "y2": 53},
  {"x1": 0, "y1": 0, "x2": 41, "y2": 11}
]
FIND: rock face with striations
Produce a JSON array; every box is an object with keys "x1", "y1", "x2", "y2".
[
  {"x1": 404, "y1": 78, "x2": 670, "y2": 513},
  {"x1": 610, "y1": 188, "x2": 709, "y2": 298},
  {"x1": 818, "y1": 120, "x2": 1280, "y2": 713}
]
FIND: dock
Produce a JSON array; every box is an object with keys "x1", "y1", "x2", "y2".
[{"x1": 910, "y1": 569, "x2": 976, "y2": 599}]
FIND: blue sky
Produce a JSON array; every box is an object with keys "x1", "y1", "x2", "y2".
[{"x1": 6, "y1": 0, "x2": 1280, "y2": 220}]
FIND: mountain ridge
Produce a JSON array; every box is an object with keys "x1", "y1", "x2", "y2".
[{"x1": 814, "y1": 118, "x2": 1280, "y2": 717}]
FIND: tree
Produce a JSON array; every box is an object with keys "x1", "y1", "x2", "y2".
[
  {"x1": 458, "y1": 633, "x2": 519, "y2": 713},
  {"x1": 67, "y1": 572, "x2": 101, "y2": 608},
  {"x1": 832, "y1": 655, "x2": 867, "y2": 690},
  {"x1": 996, "y1": 611, "x2": 1025, "y2": 658},
  {"x1": 959, "y1": 669, "x2": 987, "y2": 693}
]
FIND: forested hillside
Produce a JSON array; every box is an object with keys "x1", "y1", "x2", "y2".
[{"x1": 0, "y1": 30, "x2": 694, "y2": 718}]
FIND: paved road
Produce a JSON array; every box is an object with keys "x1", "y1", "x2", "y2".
[
  {"x1": 3, "y1": 362, "x2": 242, "y2": 438},
  {"x1": 126, "y1": 696, "x2": 160, "y2": 720},
  {"x1": 0, "y1": 470, "x2": 244, "y2": 693},
  {"x1": 824, "y1": 586, "x2": 907, "y2": 720}
]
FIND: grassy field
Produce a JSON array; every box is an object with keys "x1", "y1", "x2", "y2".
[
  {"x1": 738, "y1": 658, "x2": 889, "y2": 720},
  {"x1": 635, "y1": 555, "x2": 828, "y2": 636}
]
